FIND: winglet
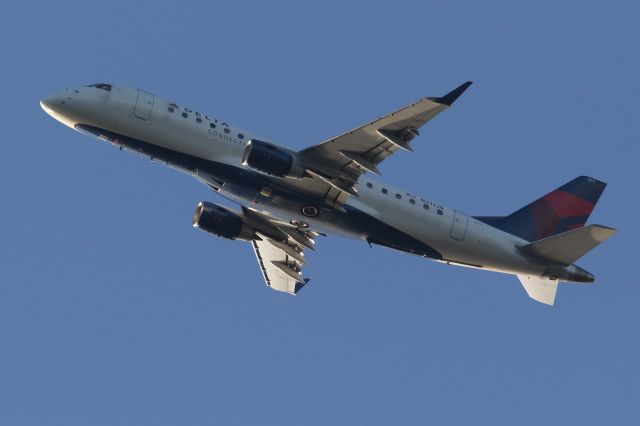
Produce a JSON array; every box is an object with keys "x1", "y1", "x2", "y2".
[{"x1": 429, "y1": 81, "x2": 473, "y2": 106}]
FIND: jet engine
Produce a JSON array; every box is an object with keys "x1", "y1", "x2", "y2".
[
  {"x1": 242, "y1": 139, "x2": 305, "y2": 178},
  {"x1": 192, "y1": 202, "x2": 255, "y2": 241}
]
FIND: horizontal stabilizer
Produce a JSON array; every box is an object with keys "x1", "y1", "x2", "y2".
[
  {"x1": 517, "y1": 275, "x2": 558, "y2": 305},
  {"x1": 518, "y1": 224, "x2": 616, "y2": 266}
]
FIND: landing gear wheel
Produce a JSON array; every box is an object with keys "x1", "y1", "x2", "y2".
[
  {"x1": 301, "y1": 206, "x2": 319, "y2": 217},
  {"x1": 290, "y1": 219, "x2": 309, "y2": 228}
]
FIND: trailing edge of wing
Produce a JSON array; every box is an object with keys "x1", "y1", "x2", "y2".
[
  {"x1": 252, "y1": 239, "x2": 311, "y2": 295},
  {"x1": 249, "y1": 214, "x2": 318, "y2": 295}
]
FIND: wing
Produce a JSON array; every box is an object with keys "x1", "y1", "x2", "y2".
[
  {"x1": 243, "y1": 207, "x2": 318, "y2": 295},
  {"x1": 252, "y1": 238, "x2": 310, "y2": 295},
  {"x1": 295, "y1": 81, "x2": 472, "y2": 204}
]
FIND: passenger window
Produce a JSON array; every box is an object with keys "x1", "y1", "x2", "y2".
[
  {"x1": 210, "y1": 123, "x2": 216, "y2": 129},
  {"x1": 224, "y1": 128, "x2": 230, "y2": 134},
  {"x1": 423, "y1": 204, "x2": 429, "y2": 210},
  {"x1": 437, "y1": 209, "x2": 443, "y2": 215},
  {"x1": 196, "y1": 117, "x2": 202, "y2": 123},
  {"x1": 395, "y1": 194, "x2": 401, "y2": 199},
  {"x1": 168, "y1": 107, "x2": 175, "y2": 113},
  {"x1": 366, "y1": 182, "x2": 373, "y2": 188},
  {"x1": 182, "y1": 112, "x2": 188, "y2": 118},
  {"x1": 381, "y1": 188, "x2": 388, "y2": 194},
  {"x1": 238, "y1": 133, "x2": 244, "y2": 139},
  {"x1": 409, "y1": 199, "x2": 415, "y2": 205}
]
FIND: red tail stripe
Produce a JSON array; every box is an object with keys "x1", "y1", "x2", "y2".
[{"x1": 544, "y1": 190, "x2": 595, "y2": 218}]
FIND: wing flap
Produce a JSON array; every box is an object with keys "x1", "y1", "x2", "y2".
[
  {"x1": 299, "y1": 96, "x2": 449, "y2": 173},
  {"x1": 245, "y1": 208, "x2": 316, "y2": 295},
  {"x1": 252, "y1": 239, "x2": 310, "y2": 295}
]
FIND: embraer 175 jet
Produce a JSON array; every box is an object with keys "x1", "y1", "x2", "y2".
[{"x1": 41, "y1": 82, "x2": 615, "y2": 305}]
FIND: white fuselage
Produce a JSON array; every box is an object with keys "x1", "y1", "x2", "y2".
[{"x1": 41, "y1": 84, "x2": 564, "y2": 281}]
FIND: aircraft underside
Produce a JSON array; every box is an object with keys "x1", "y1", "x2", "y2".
[{"x1": 76, "y1": 124, "x2": 444, "y2": 260}]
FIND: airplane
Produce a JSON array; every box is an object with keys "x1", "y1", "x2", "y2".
[{"x1": 40, "y1": 81, "x2": 615, "y2": 305}]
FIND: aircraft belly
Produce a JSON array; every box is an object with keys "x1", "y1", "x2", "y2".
[
  {"x1": 217, "y1": 185, "x2": 367, "y2": 239},
  {"x1": 72, "y1": 126, "x2": 548, "y2": 278},
  {"x1": 354, "y1": 185, "x2": 542, "y2": 276},
  {"x1": 432, "y1": 218, "x2": 545, "y2": 276}
]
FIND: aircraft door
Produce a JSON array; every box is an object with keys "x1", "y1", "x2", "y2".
[
  {"x1": 133, "y1": 89, "x2": 154, "y2": 120},
  {"x1": 450, "y1": 210, "x2": 468, "y2": 241}
]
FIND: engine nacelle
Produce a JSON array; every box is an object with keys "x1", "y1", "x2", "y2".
[
  {"x1": 242, "y1": 139, "x2": 305, "y2": 178},
  {"x1": 192, "y1": 202, "x2": 255, "y2": 241}
]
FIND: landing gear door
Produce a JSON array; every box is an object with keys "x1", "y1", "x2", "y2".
[
  {"x1": 450, "y1": 210, "x2": 468, "y2": 241},
  {"x1": 134, "y1": 89, "x2": 154, "y2": 120}
]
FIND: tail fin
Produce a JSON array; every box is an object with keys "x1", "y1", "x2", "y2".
[
  {"x1": 518, "y1": 224, "x2": 617, "y2": 266},
  {"x1": 476, "y1": 176, "x2": 607, "y2": 241}
]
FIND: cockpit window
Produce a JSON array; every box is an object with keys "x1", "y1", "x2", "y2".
[{"x1": 87, "y1": 83, "x2": 112, "y2": 91}]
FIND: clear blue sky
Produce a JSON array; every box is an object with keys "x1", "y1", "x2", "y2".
[{"x1": 2, "y1": 1, "x2": 639, "y2": 424}]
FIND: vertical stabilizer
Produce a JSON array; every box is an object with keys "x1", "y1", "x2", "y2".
[{"x1": 477, "y1": 176, "x2": 607, "y2": 242}]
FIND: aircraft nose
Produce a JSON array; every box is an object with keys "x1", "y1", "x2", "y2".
[
  {"x1": 40, "y1": 90, "x2": 79, "y2": 128},
  {"x1": 40, "y1": 92, "x2": 62, "y2": 115}
]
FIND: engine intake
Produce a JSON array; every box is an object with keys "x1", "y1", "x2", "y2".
[
  {"x1": 242, "y1": 139, "x2": 304, "y2": 178},
  {"x1": 192, "y1": 202, "x2": 255, "y2": 241}
]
